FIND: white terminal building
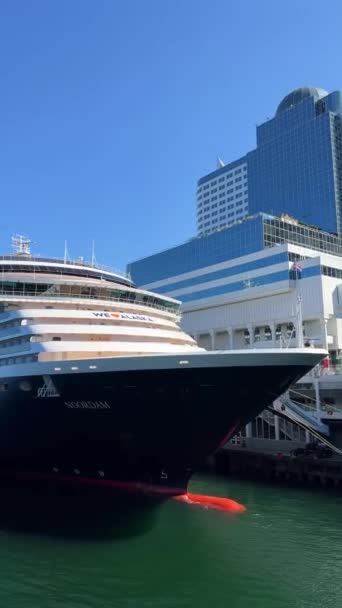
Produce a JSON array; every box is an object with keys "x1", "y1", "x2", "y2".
[{"x1": 128, "y1": 214, "x2": 342, "y2": 357}]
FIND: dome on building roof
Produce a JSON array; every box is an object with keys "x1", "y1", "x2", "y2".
[{"x1": 276, "y1": 86, "x2": 328, "y2": 115}]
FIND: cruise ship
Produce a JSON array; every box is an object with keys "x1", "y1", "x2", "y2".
[{"x1": 0, "y1": 236, "x2": 327, "y2": 495}]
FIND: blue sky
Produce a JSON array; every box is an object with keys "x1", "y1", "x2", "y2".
[{"x1": 0, "y1": 0, "x2": 341, "y2": 272}]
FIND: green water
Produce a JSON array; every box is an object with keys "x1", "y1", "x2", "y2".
[{"x1": 0, "y1": 474, "x2": 342, "y2": 607}]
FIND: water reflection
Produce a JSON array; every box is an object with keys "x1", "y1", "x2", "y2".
[
  {"x1": 0, "y1": 480, "x2": 162, "y2": 540},
  {"x1": 1, "y1": 474, "x2": 342, "y2": 608}
]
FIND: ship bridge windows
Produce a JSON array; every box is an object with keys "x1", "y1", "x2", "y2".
[
  {"x1": 0, "y1": 263, "x2": 131, "y2": 287},
  {"x1": 0, "y1": 280, "x2": 179, "y2": 315}
]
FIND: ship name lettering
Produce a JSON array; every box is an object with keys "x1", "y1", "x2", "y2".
[
  {"x1": 65, "y1": 400, "x2": 111, "y2": 409},
  {"x1": 120, "y1": 313, "x2": 154, "y2": 322},
  {"x1": 91, "y1": 312, "x2": 154, "y2": 322}
]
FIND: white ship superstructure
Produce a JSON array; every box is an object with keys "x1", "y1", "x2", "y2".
[{"x1": 0, "y1": 237, "x2": 200, "y2": 367}]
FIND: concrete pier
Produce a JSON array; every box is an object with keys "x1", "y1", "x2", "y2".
[{"x1": 214, "y1": 443, "x2": 342, "y2": 488}]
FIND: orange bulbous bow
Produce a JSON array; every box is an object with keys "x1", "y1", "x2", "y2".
[{"x1": 173, "y1": 492, "x2": 246, "y2": 513}]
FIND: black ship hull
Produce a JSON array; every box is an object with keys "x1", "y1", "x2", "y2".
[{"x1": 0, "y1": 350, "x2": 325, "y2": 495}]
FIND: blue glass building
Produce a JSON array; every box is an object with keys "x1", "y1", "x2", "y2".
[
  {"x1": 128, "y1": 213, "x2": 342, "y2": 304},
  {"x1": 197, "y1": 87, "x2": 342, "y2": 236},
  {"x1": 129, "y1": 214, "x2": 265, "y2": 287}
]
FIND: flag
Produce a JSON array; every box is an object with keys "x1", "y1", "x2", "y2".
[{"x1": 292, "y1": 261, "x2": 302, "y2": 280}]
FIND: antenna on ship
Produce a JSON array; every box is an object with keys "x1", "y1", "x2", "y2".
[
  {"x1": 91, "y1": 239, "x2": 96, "y2": 267},
  {"x1": 11, "y1": 234, "x2": 32, "y2": 256},
  {"x1": 64, "y1": 240, "x2": 69, "y2": 264}
]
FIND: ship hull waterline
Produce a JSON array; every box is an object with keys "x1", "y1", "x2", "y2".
[{"x1": 0, "y1": 349, "x2": 326, "y2": 496}]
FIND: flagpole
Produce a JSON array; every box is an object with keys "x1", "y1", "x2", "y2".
[{"x1": 294, "y1": 263, "x2": 304, "y2": 348}]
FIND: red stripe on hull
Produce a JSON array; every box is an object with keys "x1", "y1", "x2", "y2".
[
  {"x1": 0, "y1": 469, "x2": 185, "y2": 496},
  {"x1": 0, "y1": 470, "x2": 246, "y2": 512}
]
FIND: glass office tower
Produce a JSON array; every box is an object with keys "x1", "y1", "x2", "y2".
[{"x1": 198, "y1": 87, "x2": 342, "y2": 235}]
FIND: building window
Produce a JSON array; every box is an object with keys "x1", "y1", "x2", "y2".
[
  {"x1": 219, "y1": 177, "x2": 225, "y2": 183},
  {"x1": 219, "y1": 185, "x2": 225, "y2": 190},
  {"x1": 211, "y1": 188, "x2": 217, "y2": 194},
  {"x1": 211, "y1": 196, "x2": 218, "y2": 201},
  {"x1": 219, "y1": 192, "x2": 225, "y2": 198},
  {"x1": 322, "y1": 265, "x2": 342, "y2": 279}
]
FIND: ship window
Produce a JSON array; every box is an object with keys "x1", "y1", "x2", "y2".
[{"x1": 52, "y1": 337, "x2": 61, "y2": 341}]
